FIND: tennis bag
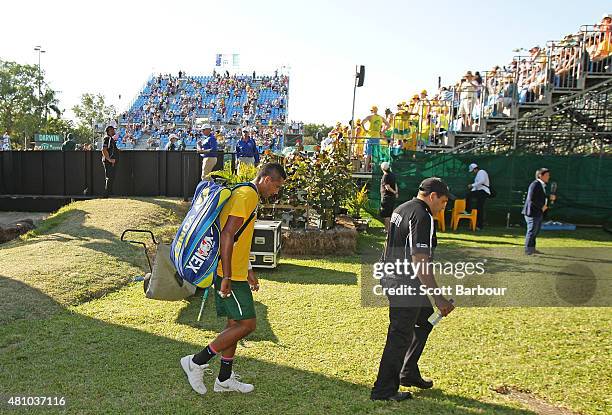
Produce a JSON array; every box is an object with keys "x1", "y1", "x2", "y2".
[{"x1": 169, "y1": 180, "x2": 257, "y2": 292}]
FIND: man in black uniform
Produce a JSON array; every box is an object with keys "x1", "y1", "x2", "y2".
[
  {"x1": 101, "y1": 125, "x2": 119, "y2": 198},
  {"x1": 379, "y1": 161, "x2": 399, "y2": 233},
  {"x1": 371, "y1": 177, "x2": 456, "y2": 402}
]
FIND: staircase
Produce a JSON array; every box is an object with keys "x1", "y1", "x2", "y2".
[{"x1": 438, "y1": 71, "x2": 612, "y2": 155}]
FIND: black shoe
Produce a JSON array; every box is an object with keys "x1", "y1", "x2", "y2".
[
  {"x1": 371, "y1": 391, "x2": 412, "y2": 401},
  {"x1": 400, "y1": 377, "x2": 434, "y2": 389}
]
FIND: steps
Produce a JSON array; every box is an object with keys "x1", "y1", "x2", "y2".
[{"x1": 439, "y1": 72, "x2": 612, "y2": 154}]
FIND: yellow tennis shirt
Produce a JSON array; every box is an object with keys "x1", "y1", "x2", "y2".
[{"x1": 217, "y1": 185, "x2": 259, "y2": 281}]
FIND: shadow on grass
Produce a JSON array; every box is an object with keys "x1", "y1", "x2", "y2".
[
  {"x1": 259, "y1": 263, "x2": 357, "y2": 285},
  {"x1": 439, "y1": 236, "x2": 522, "y2": 247},
  {"x1": 0, "y1": 276, "x2": 536, "y2": 414},
  {"x1": 176, "y1": 295, "x2": 279, "y2": 344}
]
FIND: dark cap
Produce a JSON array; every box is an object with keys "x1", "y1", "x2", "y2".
[
  {"x1": 105, "y1": 125, "x2": 116, "y2": 133},
  {"x1": 419, "y1": 177, "x2": 456, "y2": 200}
]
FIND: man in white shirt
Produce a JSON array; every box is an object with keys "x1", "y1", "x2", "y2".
[
  {"x1": 320, "y1": 134, "x2": 334, "y2": 152},
  {"x1": 1, "y1": 131, "x2": 11, "y2": 151},
  {"x1": 465, "y1": 163, "x2": 490, "y2": 230}
]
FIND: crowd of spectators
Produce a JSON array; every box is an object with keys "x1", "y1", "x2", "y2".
[
  {"x1": 120, "y1": 71, "x2": 288, "y2": 131},
  {"x1": 117, "y1": 71, "x2": 289, "y2": 152},
  {"x1": 306, "y1": 14, "x2": 612, "y2": 170},
  {"x1": 142, "y1": 123, "x2": 284, "y2": 154},
  {"x1": 341, "y1": 13, "x2": 612, "y2": 151}
]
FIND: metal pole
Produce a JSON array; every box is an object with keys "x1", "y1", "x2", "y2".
[
  {"x1": 34, "y1": 46, "x2": 45, "y2": 132},
  {"x1": 350, "y1": 65, "x2": 358, "y2": 139}
]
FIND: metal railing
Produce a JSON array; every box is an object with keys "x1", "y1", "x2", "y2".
[
  {"x1": 480, "y1": 69, "x2": 518, "y2": 119},
  {"x1": 513, "y1": 53, "x2": 551, "y2": 105},
  {"x1": 547, "y1": 39, "x2": 584, "y2": 90},
  {"x1": 581, "y1": 25, "x2": 612, "y2": 75}
]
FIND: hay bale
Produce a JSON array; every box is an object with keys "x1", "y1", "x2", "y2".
[{"x1": 282, "y1": 218, "x2": 358, "y2": 256}]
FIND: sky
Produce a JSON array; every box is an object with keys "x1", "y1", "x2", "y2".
[{"x1": 1, "y1": 0, "x2": 610, "y2": 125}]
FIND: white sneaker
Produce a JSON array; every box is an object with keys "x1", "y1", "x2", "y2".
[
  {"x1": 180, "y1": 354, "x2": 211, "y2": 395},
  {"x1": 214, "y1": 372, "x2": 254, "y2": 393}
]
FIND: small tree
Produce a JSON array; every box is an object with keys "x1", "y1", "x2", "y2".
[
  {"x1": 72, "y1": 93, "x2": 117, "y2": 144},
  {"x1": 303, "y1": 123, "x2": 333, "y2": 144},
  {"x1": 0, "y1": 60, "x2": 58, "y2": 148}
]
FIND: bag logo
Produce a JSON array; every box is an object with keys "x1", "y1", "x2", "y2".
[{"x1": 186, "y1": 235, "x2": 215, "y2": 273}]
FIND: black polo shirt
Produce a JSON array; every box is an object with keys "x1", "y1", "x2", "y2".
[
  {"x1": 380, "y1": 172, "x2": 397, "y2": 202},
  {"x1": 102, "y1": 135, "x2": 118, "y2": 162},
  {"x1": 383, "y1": 197, "x2": 437, "y2": 262}
]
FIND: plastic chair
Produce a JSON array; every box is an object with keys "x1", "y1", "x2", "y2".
[
  {"x1": 434, "y1": 209, "x2": 446, "y2": 232},
  {"x1": 451, "y1": 199, "x2": 477, "y2": 231}
]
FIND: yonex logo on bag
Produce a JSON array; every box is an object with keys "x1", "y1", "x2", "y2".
[{"x1": 186, "y1": 236, "x2": 215, "y2": 273}]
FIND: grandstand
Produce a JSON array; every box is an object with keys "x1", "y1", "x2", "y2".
[
  {"x1": 368, "y1": 17, "x2": 612, "y2": 157},
  {"x1": 115, "y1": 72, "x2": 289, "y2": 151}
]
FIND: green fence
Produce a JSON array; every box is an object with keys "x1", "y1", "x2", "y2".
[{"x1": 370, "y1": 148, "x2": 612, "y2": 225}]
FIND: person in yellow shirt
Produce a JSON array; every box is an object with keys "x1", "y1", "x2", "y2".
[
  {"x1": 404, "y1": 95, "x2": 420, "y2": 150},
  {"x1": 362, "y1": 105, "x2": 390, "y2": 172},
  {"x1": 181, "y1": 163, "x2": 286, "y2": 395},
  {"x1": 353, "y1": 119, "x2": 366, "y2": 163}
]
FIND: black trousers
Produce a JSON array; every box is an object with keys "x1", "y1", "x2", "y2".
[
  {"x1": 103, "y1": 161, "x2": 116, "y2": 197},
  {"x1": 371, "y1": 304, "x2": 434, "y2": 399},
  {"x1": 466, "y1": 190, "x2": 488, "y2": 229}
]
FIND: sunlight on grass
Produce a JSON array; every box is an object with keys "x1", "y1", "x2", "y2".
[{"x1": 0, "y1": 198, "x2": 610, "y2": 414}]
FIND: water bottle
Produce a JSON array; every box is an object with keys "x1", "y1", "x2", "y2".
[{"x1": 428, "y1": 299, "x2": 454, "y2": 326}]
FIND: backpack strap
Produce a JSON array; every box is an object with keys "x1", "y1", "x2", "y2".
[{"x1": 231, "y1": 182, "x2": 258, "y2": 243}]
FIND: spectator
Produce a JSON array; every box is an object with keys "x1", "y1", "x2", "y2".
[
  {"x1": 458, "y1": 72, "x2": 479, "y2": 131},
  {"x1": 177, "y1": 137, "x2": 186, "y2": 151},
  {"x1": 165, "y1": 134, "x2": 179, "y2": 151},
  {"x1": 465, "y1": 163, "x2": 490, "y2": 230},
  {"x1": 197, "y1": 124, "x2": 219, "y2": 180},
  {"x1": 236, "y1": 128, "x2": 260, "y2": 172},
  {"x1": 320, "y1": 133, "x2": 334, "y2": 152},
  {"x1": 61, "y1": 133, "x2": 76, "y2": 151},
  {"x1": 1, "y1": 131, "x2": 11, "y2": 151},
  {"x1": 379, "y1": 162, "x2": 399, "y2": 233},
  {"x1": 362, "y1": 105, "x2": 390, "y2": 172}
]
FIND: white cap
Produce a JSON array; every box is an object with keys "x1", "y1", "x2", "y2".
[
  {"x1": 468, "y1": 163, "x2": 478, "y2": 172},
  {"x1": 169, "y1": 133, "x2": 178, "y2": 139},
  {"x1": 380, "y1": 161, "x2": 390, "y2": 171},
  {"x1": 201, "y1": 124, "x2": 212, "y2": 130}
]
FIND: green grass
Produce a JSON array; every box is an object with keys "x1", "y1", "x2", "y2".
[{"x1": 0, "y1": 198, "x2": 610, "y2": 414}]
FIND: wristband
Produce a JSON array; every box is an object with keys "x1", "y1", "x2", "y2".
[{"x1": 222, "y1": 276, "x2": 231, "y2": 280}]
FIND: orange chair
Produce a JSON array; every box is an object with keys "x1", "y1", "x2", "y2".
[
  {"x1": 451, "y1": 199, "x2": 478, "y2": 231},
  {"x1": 433, "y1": 209, "x2": 446, "y2": 232}
]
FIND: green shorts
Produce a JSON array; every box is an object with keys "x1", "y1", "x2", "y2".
[{"x1": 214, "y1": 278, "x2": 256, "y2": 321}]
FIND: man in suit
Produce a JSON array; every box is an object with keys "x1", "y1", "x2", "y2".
[{"x1": 522, "y1": 168, "x2": 554, "y2": 255}]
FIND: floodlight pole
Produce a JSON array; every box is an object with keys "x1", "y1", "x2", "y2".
[{"x1": 34, "y1": 46, "x2": 46, "y2": 132}]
